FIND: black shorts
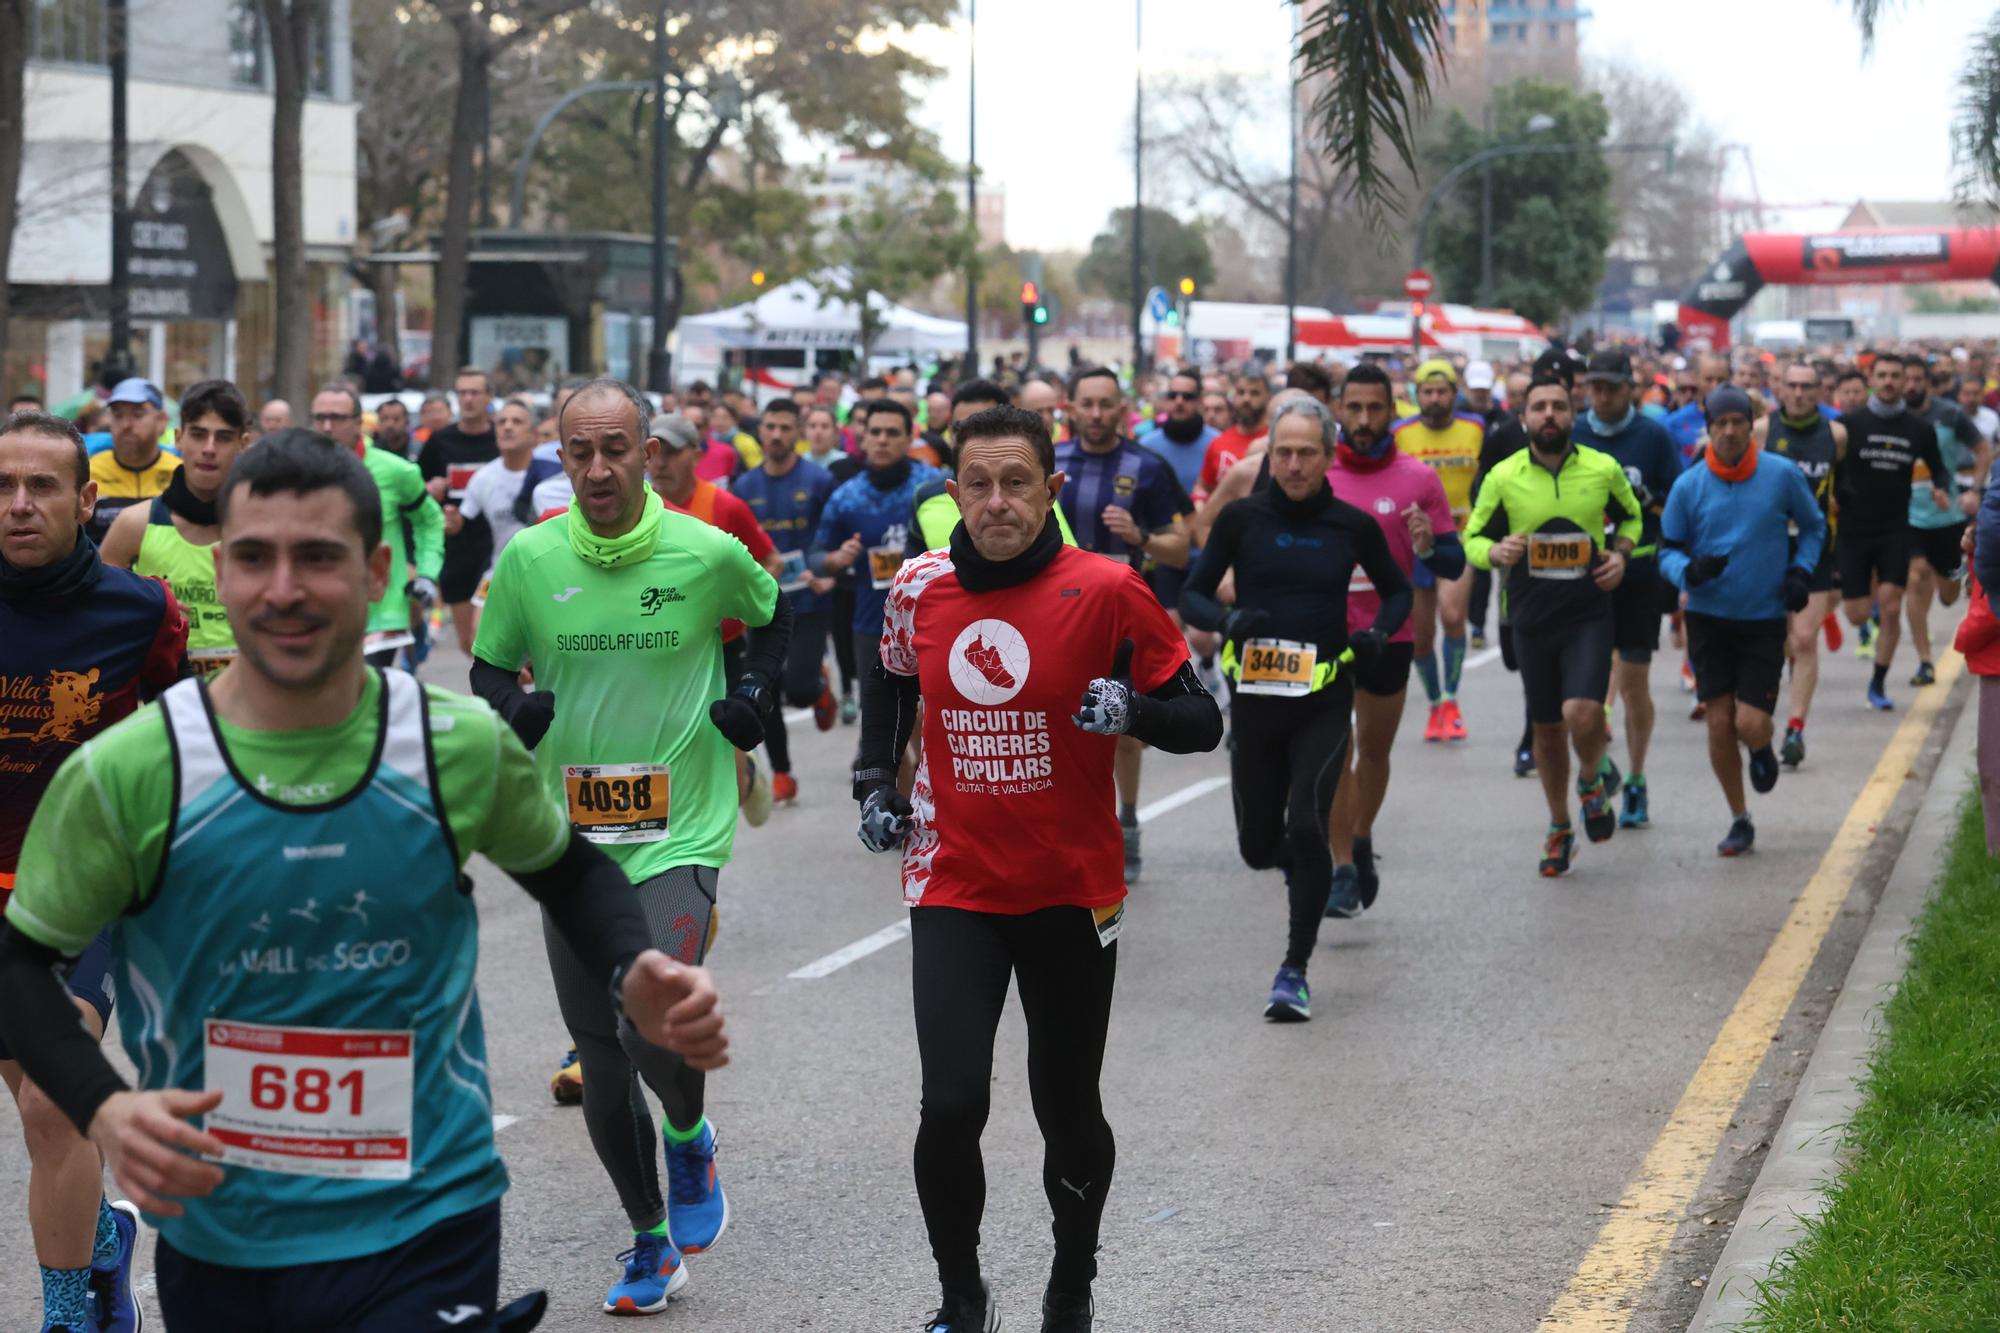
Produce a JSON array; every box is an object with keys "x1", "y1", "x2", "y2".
[
  {"x1": 1352, "y1": 640, "x2": 1415, "y2": 697},
  {"x1": 1913, "y1": 521, "x2": 1968, "y2": 581},
  {"x1": 0, "y1": 929, "x2": 112, "y2": 1060},
  {"x1": 157, "y1": 1202, "x2": 505, "y2": 1332},
  {"x1": 1837, "y1": 528, "x2": 1910, "y2": 600},
  {"x1": 1611, "y1": 563, "x2": 1662, "y2": 664},
  {"x1": 440, "y1": 536, "x2": 494, "y2": 605},
  {"x1": 1809, "y1": 536, "x2": 1839, "y2": 593},
  {"x1": 1148, "y1": 561, "x2": 1191, "y2": 614},
  {"x1": 1684, "y1": 611, "x2": 1786, "y2": 712},
  {"x1": 1514, "y1": 614, "x2": 1614, "y2": 726}
]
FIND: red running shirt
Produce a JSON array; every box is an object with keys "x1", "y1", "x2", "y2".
[
  {"x1": 668, "y1": 479, "x2": 776, "y2": 643},
  {"x1": 880, "y1": 544, "x2": 1189, "y2": 913}
]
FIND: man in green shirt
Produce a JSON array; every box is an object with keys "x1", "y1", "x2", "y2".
[
  {"x1": 470, "y1": 376, "x2": 789, "y2": 1314},
  {"x1": 0, "y1": 434, "x2": 728, "y2": 1332}
]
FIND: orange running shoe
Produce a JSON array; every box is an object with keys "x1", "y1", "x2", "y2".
[
  {"x1": 772, "y1": 772, "x2": 798, "y2": 803},
  {"x1": 812, "y1": 665, "x2": 837, "y2": 731},
  {"x1": 1440, "y1": 699, "x2": 1468, "y2": 742},
  {"x1": 1422, "y1": 703, "x2": 1447, "y2": 742}
]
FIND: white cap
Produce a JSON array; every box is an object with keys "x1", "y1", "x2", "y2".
[
  {"x1": 1463, "y1": 360, "x2": 1496, "y2": 390},
  {"x1": 1670, "y1": 355, "x2": 1688, "y2": 371}
]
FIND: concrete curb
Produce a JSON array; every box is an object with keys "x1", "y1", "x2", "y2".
[{"x1": 1687, "y1": 682, "x2": 1977, "y2": 1331}]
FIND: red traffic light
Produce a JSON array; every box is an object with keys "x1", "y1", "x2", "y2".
[{"x1": 1020, "y1": 280, "x2": 1040, "y2": 305}]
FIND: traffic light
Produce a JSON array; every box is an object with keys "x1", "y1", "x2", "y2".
[
  {"x1": 1178, "y1": 276, "x2": 1196, "y2": 297},
  {"x1": 1032, "y1": 303, "x2": 1050, "y2": 325},
  {"x1": 1021, "y1": 281, "x2": 1049, "y2": 327},
  {"x1": 751, "y1": 269, "x2": 766, "y2": 287}
]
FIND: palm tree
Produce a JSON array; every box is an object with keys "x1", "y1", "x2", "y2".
[
  {"x1": 1291, "y1": 0, "x2": 1448, "y2": 222},
  {"x1": 1852, "y1": 1, "x2": 2000, "y2": 204}
]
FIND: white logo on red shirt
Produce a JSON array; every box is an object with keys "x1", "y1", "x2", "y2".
[
  {"x1": 947, "y1": 618, "x2": 1031, "y2": 705},
  {"x1": 1375, "y1": 497, "x2": 1395, "y2": 514}
]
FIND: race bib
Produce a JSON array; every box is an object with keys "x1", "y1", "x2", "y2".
[
  {"x1": 203, "y1": 1020, "x2": 414, "y2": 1180},
  {"x1": 361, "y1": 630, "x2": 415, "y2": 658},
  {"x1": 1236, "y1": 637, "x2": 1318, "y2": 697},
  {"x1": 1527, "y1": 532, "x2": 1593, "y2": 580},
  {"x1": 446, "y1": 464, "x2": 479, "y2": 500},
  {"x1": 868, "y1": 544, "x2": 905, "y2": 590},
  {"x1": 188, "y1": 645, "x2": 237, "y2": 678},
  {"x1": 564, "y1": 762, "x2": 670, "y2": 844},
  {"x1": 777, "y1": 549, "x2": 809, "y2": 594},
  {"x1": 1093, "y1": 902, "x2": 1124, "y2": 948},
  {"x1": 470, "y1": 571, "x2": 494, "y2": 609}
]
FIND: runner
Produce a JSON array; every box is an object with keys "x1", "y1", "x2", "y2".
[
  {"x1": 417, "y1": 367, "x2": 500, "y2": 653},
  {"x1": 0, "y1": 431, "x2": 727, "y2": 1332},
  {"x1": 0, "y1": 409, "x2": 186, "y2": 1333},
  {"x1": 1900, "y1": 355, "x2": 1988, "y2": 686},
  {"x1": 313, "y1": 383, "x2": 445, "y2": 669},
  {"x1": 1181, "y1": 394, "x2": 1408, "y2": 1013},
  {"x1": 1194, "y1": 369, "x2": 1272, "y2": 499},
  {"x1": 912, "y1": 380, "x2": 1010, "y2": 553},
  {"x1": 731, "y1": 397, "x2": 844, "y2": 800},
  {"x1": 1324, "y1": 362, "x2": 1459, "y2": 912},
  {"x1": 86, "y1": 378, "x2": 180, "y2": 545},
  {"x1": 1758, "y1": 362, "x2": 1848, "y2": 766},
  {"x1": 100, "y1": 379, "x2": 251, "y2": 677},
  {"x1": 1464, "y1": 375, "x2": 1643, "y2": 876},
  {"x1": 472, "y1": 378, "x2": 782, "y2": 1314},
  {"x1": 1571, "y1": 348, "x2": 1683, "y2": 829},
  {"x1": 1391, "y1": 359, "x2": 1484, "y2": 742},
  {"x1": 857, "y1": 403, "x2": 1220, "y2": 1331},
  {"x1": 1660, "y1": 386, "x2": 1826, "y2": 854},
  {"x1": 803, "y1": 404, "x2": 863, "y2": 723},
  {"x1": 1053, "y1": 365, "x2": 1192, "y2": 883},
  {"x1": 1833, "y1": 351, "x2": 1948, "y2": 710}
]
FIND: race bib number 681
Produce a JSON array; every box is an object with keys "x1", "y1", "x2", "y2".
[{"x1": 203, "y1": 1020, "x2": 415, "y2": 1180}]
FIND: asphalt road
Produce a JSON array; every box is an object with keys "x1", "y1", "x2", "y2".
[{"x1": 0, "y1": 605, "x2": 1967, "y2": 1332}]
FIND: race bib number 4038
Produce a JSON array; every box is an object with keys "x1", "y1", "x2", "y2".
[
  {"x1": 564, "y1": 762, "x2": 670, "y2": 844},
  {"x1": 203, "y1": 1020, "x2": 415, "y2": 1180}
]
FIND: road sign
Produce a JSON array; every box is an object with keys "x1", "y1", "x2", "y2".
[
  {"x1": 1404, "y1": 269, "x2": 1434, "y2": 299},
  {"x1": 1146, "y1": 285, "x2": 1172, "y2": 323}
]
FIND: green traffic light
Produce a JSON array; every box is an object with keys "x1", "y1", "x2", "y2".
[{"x1": 1033, "y1": 306, "x2": 1049, "y2": 325}]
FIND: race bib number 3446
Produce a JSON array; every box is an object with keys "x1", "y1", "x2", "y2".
[{"x1": 203, "y1": 1020, "x2": 415, "y2": 1180}]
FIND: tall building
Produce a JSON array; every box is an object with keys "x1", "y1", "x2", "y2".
[
  {"x1": 1439, "y1": 0, "x2": 1589, "y2": 87},
  {"x1": 4, "y1": 0, "x2": 359, "y2": 405}
]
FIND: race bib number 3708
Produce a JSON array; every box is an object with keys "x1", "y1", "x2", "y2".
[
  {"x1": 1527, "y1": 532, "x2": 1592, "y2": 580},
  {"x1": 203, "y1": 1020, "x2": 415, "y2": 1180}
]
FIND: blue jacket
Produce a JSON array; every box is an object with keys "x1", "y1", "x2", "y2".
[
  {"x1": 1660, "y1": 450, "x2": 1825, "y2": 622},
  {"x1": 810, "y1": 461, "x2": 942, "y2": 634},
  {"x1": 1974, "y1": 467, "x2": 2000, "y2": 609}
]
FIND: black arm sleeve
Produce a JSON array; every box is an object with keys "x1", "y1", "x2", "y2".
[
  {"x1": 1418, "y1": 533, "x2": 1467, "y2": 583},
  {"x1": 470, "y1": 656, "x2": 543, "y2": 737},
  {"x1": 1178, "y1": 504, "x2": 1240, "y2": 631},
  {"x1": 1126, "y1": 660, "x2": 1224, "y2": 754},
  {"x1": 0, "y1": 923, "x2": 130, "y2": 1135},
  {"x1": 507, "y1": 831, "x2": 653, "y2": 984},
  {"x1": 855, "y1": 658, "x2": 921, "y2": 796},
  {"x1": 737, "y1": 592, "x2": 793, "y2": 696},
  {"x1": 1918, "y1": 425, "x2": 1947, "y2": 488},
  {"x1": 1355, "y1": 517, "x2": 1414, "y2": 639}
]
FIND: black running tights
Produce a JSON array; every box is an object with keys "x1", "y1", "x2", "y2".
[{"x1": 1229, "y1": 687, "x2": 1353, "y2": 971}]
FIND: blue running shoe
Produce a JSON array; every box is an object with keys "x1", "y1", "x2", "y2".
[
  {"x1": 604, "y1": 1231, "x2": 688, "y2": 1315},
  {"x1": 663, "y1": 1119, "x2": 729, "y2": 1253},
  {"x1": 89, "y1": 1200, "x2": 142, "y2": 1333},
  {"x1": 1264, "y1": 966, "x2": 1310, "y2": 1022},
  {"x1": 1867, "y1": 685, "x2": 1895, "y2": 711},
  {"x1": 1619, "y1": 778, "x2": 1650, "y2": 830},
  {"x1": 1323, "y1": 864, "x2": 1362, "y2": 919}
]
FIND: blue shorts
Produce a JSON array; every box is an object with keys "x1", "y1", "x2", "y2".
[
  {"x1": 0, "y1": 929, "x2": 113, "y2": 1060},
  {"x1": 1411, "y1": 559, "x2": 1436, "y2": 591}
]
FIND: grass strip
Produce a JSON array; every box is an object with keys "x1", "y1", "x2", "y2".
[{"x1": 1750, "y1": 793, "x2": 2000, "y2": 1331}]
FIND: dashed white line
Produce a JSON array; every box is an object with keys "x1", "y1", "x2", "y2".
[{"x1": 493, "y1": 1114, "x2": 518, "y2": 1132}]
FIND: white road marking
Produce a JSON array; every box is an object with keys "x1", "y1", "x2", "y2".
[
  {"x1": 1464, "y1": 645, "x2": 1502, "y2": 671},
  {"x1": 783, "y1": 706, "x2": 812, "y2": 724},
  {"x1": 492, "y1": 1114, "x2": 518, "y2": 1132},
  {"x1": 790, "y1": 774, "x2": 1233, "y2": 981}
]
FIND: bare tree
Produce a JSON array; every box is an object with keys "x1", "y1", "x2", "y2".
[
  {"x1": 0, "y1": 1, "x2": 29, "y2": 385},
  {"x1": 257, "y1": 0, "x2": 318, "y2": 409},
  {"x1": 1590, "y1": 60, "x2": 1723, "y2": 292}
]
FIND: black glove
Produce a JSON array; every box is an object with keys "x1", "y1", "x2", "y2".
[
  {"x1": 708, "y1": 679, "x2": 772, "y2": 751},
  {"x1": 1347, "y1": 628, "x2": 1387, "y2": 671},
  {"x1": 1781, "y1": 567, "x2": 1812, "y2": 613},
  {"x1": 501, "y1": 690, "x2": 556, "y2": 750},
  {"x1": 1219, "y1": 606, "x2": 1270, "y2": 645},
  {"x1": 857, "y1": 784, "x2": 914, "y2": 853},
  {"x1": 1683, "y1": 553, "x2": 1729, "y2": 588}
]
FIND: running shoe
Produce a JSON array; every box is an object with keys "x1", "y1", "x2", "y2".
[
  {"x1": 1748, "y1": 745, "x2": 1780, "y2": 794},
  {"x1": 550, "y1": 1047, "x2": 583, "y2": 1106},
  {"x1": 1352, "y1": 835, "x2": 1379, "y2": 909},
  {"x1": 1440, "y1": 699, "x2": 1468, "y2": 743},
  {"x1": 1619, "y1": 778, "x2": 1650, "y2": 830},
  {"x1": 813, "y1": 666, "x2": 838, "y2": 731},
  {"x1": 1579, "y1": 774, "x2": 1617, "y2": 844},
  {"x1": 1856, "y1": 617, "x2": 1876, "y2": 659},
  {"x1": 772, "y1": 771, "x2": 799, "y2": 804},
  {"x1": 1323, "y1": 864, "x2": 1362, "y2": 919},
  {"x1": 1717, "y1": 814, "x2": 1756, "y2": 857},
  {"x1": 1470, "y1": 630, "x2": 1489, "y2": 652},
  {"x1": 926, "y1": 1281, "x2": 1001, "y2": 1332},
  {"x1": 1679, "y1": 658, "x2": 1696, "y2": 693},
  {"x1": 1194, "y1": 654, "x2": 1229, "y2": 703},
  {"x1": 1781, "y1": 725, "x2": 1806, "y2": 768},
  {"x1": 1513, "y1": 744, "x2": 1535, "y2": 778},
  {"x1": 1422, "y1": 704, "x2": 1447, "y2": 742},
  {"x1": 1689, "y1": 699, "x2": 1706, "y2": 721},
  {"x1": 1041, "y1": 1284, "x2": 1094, "y2": 1332},
  {"x1": 1822, "y1": 613, "x2": 1843, "y2": 652},
  {"x1": 742, "y1": 757, "x2": 773, "y2": 827},
  {"x1": 1910, "y1": 660, "x2": 1937, "y2": 687},
  {"x1": 1539, "y1": 824, "x2": 1577, "y2": 878},
  {"x1": 604, "y1": 1231, "x2": 688, "y2": 1315},
  {"x1": 1866, "y1": 685, "x2": 1895, "y2": 712},
  {"x1": 1264, "y1": 965, "x2": 1311, "y2": 1022},
  {"x1": 1598, "y1": 755, "x2": 1622, "y2": 801},
  {"x1": 663, "y1": 1119, "x2": 729, "y2": 1253},
  {"x1": 840, "y1": 694, "x2": 858, "y2": 725},
  {"x1": 89, "y1": 1199, "x2": 142, "y2": 1333},
  {"x1": 1122, "y1": 815, "x2": 1141, "y2": 884}
]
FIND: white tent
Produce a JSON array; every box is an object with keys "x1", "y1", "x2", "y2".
[{"x1": 678, "y1": 275, "x2": 967, "y2": 355}]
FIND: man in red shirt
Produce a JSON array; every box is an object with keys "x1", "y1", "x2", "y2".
[
  {"x1": 1193, "y1": 368, "x2": 1272, "y2": 500},
  {"x1": 856, "y1": 405, "x2": 1222, "y2": 1333}
]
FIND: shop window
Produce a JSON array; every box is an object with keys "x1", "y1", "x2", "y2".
[{"x1": 31, "y1": 0, "x2": 105, "y2": 66}]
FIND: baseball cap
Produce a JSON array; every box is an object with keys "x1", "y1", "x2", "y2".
[
  {"x1": 648, "y1": 412, "x2": 699, "y2": 450},
  {"x1": 1463, "y1": 360, "x2": 1496, "y2": 391},
  {"x1": 1412, "y1": 357, "x2": 1457, "y2": 385},
  {"x1": 1583, "y1": 348, "x2": 1633, "y2": 384},
  {"x1": 1531, "y1": 348, "x2": 1576, "y2": 386},
  {"x1": 106, "y1": 377, "x2": 163, "y2": 409}
]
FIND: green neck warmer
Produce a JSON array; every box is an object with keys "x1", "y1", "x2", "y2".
[{"x1": 566, "y1": 489, "x2": 664, "y2": 569}]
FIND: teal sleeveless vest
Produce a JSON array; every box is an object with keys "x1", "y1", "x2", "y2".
[{"x1": 112, "y1": 669, "x2": 507, "y2": 1266}]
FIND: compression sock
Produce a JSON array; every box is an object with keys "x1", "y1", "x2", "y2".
[
  {"x1": 1414, "y1": 651, "x2": 1442, "y2": 704},
  {"x1": 1788, "y1": 716, "x2": 1805, "y2": 733},
  {"x1": 1442, "y1": 635, "x2": 1467, "y2": 699},
  {"x1": 92, "y1": 1197, "x2": 118, "y2": 1264},
  {"x1": 1871, "y1": 665, "x2": 1889, "y2": 694},
  {"x1": 40, "y1": 1265, "x2": 91, "y2": 1331},
  {"x1": 1119, "y1": 802, "x2": 1137, "y2": 826}
]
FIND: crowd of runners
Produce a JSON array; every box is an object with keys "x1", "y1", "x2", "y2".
[{"x1": 0, "y1": 334, "x2": 1990, "y2": 1331}]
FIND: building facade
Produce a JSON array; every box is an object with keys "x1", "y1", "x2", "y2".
[{"x1": 5, "y1": 0, "x2": 359, "y2": 407}]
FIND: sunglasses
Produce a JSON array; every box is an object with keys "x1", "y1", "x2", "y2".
[
  {"x1": 311, "y1": 411, "x2": 357, "y2": 423},
  {"x1": 1162, "y1": 390, "x2": 1198, "y2": 400}
]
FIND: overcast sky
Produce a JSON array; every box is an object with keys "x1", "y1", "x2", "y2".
[{"x1": 899, "y1": 0, "x2": 1971, "y2": 254}]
